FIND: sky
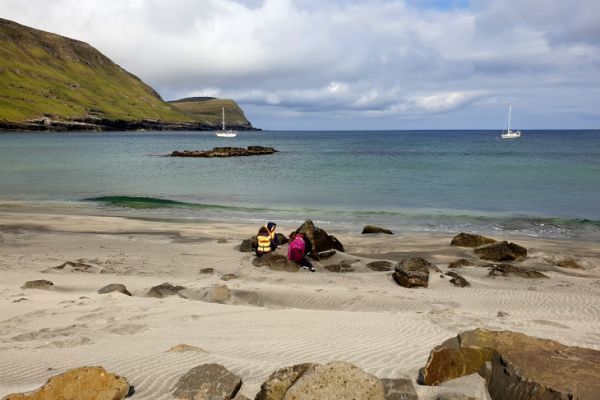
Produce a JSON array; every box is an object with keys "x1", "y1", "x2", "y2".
[{"x1": 1, "y1": 0, "x2": 599, "y2": 130}]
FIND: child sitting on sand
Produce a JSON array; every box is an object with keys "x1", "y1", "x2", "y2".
[
  {"x1": 254, "y1": 226, "x2": 276, "y2": 257},
  {"x1": 288, "y1": 232, "x2": 315, "y2": 272}
]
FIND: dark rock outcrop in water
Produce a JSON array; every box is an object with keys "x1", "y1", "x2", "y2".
[
  {"x1": 474, "y1": 241, "x2": 527, "y2": 261},
  {"x1": 171, "y1": 146, "x2": 277, "y2": 158},
  {"x1": 419, "y1": 328, "x2": 600, "y2": 400},
  {"x1": 450, "y1": 232, "x2": 496, "y2": 247}
]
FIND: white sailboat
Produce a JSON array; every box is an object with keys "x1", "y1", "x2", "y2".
[
  {"x1": 501, "y1": 104, "x2": 521, "y2": 139},
  {"x1": 215, "y1": 107, "x2": 237, "y2": 138}
]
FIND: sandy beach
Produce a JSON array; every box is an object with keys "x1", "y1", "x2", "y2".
[{"x1": 1, "y1": 210, "x2": 600, "y2": 399}]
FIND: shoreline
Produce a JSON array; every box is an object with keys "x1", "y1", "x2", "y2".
[{"x1": 1, "y1": 209, "x2": 599, "y2": 398}]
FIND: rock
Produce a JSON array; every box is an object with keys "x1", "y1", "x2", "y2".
[
  {"x1": 361, "y1": 225, "x2": 393, "y2": 235},
  {"x1": 435, "y1": 395, "x2": 477, "y2": 400},
  {"x1": 316, "y1": 250, "x2": 337, "y2": 260},
  {"x1": 232, "y1": 394, "x2": 250, "y2": 400},
  {"x1": 445, "y1": 272, "x2": 471, "y2": 287},
  {"x1": 282, "y1": 361, "x2": 384, "y2": 400},
  {"x1": 167, "y1": 344, "x2": 206, "y2": 353},
  {"x1": 3, "y1": 366, "x2": 129, "y2": 400},
  {"x1": 172, "y1": 363, "x2": 241, "y2": 400},
  {"x1": 555, "y1": 258, "x2": 583, "y2": 269},
  {"x1": 200, "y1": 267, "x2": 215, "y2": 274},
  {"x1": 220, "y1": 273, "x2": 238, "y2": 281},
  {"x1": 497, "y1": 311, "x2": 509, "y2": 318},
  {"x1": 147, "y1": 282, "x2": 185, "y2": 298},
  {"x1": 381, "y1": 378, "x2": 418, "y2": 400},
  {"x1": 21, "y1": 280, "x2": 53, "y2": 290},
  {"x1": 324, "y1": 260, "x2": 356, "y2": 273},
  {"x1": 450, "y1": 232, "x2": 496, "y2": 247},
  {"x1": 487, "y1": 263, "x2": 549, "y2": 279},
  {"x1": 275, "y1": 233, "x2": 289, "y2": 246},
  {"x1": 474, "y1": 241, "x2": 527, "y2": 262},
  {"x1": 51, "y1": 260, "x2": 96, "y2": 273},
  {"x1": 448, "y1": 259, "x2": 474, "y2": 269},
  {"x1": 293, "y1": 220, "x2": 344, "y2": 255},
  {"x1": 366, "y1": 261, "x2": 393, "y2": 271},
  {"x1": 203, "y1": 284, "x2": 232, "y2": 304},
  {"x1": 12, "y1": 298, "x2": 29, "y2": 303},
  {"x1": 255, "y1": 363, "x2": 318, "y2": 400},
  {"x1": 239, "y1": 236, "x2": 257, "y2": 252},
  {"x1": 98, "y1": 283, "x2": 131, "y2": 296},
  {"x1": 218, "y1": 237, "x2": 231, "y2": 243},
  {"x1": 419, "y1": 328, "x2": 600, "y2": 400},
  {"x1": 252, "y1": 253, "x2": 299, "y2": 272},
  {"x1": 393, "y1": 257, "x2": 435, "y2": 288},
  {"x1": 171, "y1": 146, "x2": 277, "y2": 158}
]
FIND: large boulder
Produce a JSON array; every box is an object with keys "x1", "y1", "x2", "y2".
[
  {"x1": 362, "y1": 225, "x2": 393, "y2": 235},
  {"x1": 98, "y1": 284, "x2": 131, "y2": 296},
  {"x1": 293, "y1": 220, "x2": 344, "y2": 255},
  {"x1": 21, "y1": 280, "x2": 53, "y2": 290},
  {"x1": 255, "y1": 363, "x2": 318, "y2": 400},
  {"x1": 147, "y1": 282, "x2": 186, "y2": 298},
  {"x1": 474, "y1": 241, "x2": 527, "y2": 262},
  {"x1": 487, "y1": 263, "x2": 549, "y2": 279},
  {"x1": 419, "y1": 329, "x2": 600, "y2": 400},
  {"x1": 252, "y1": 253, "x2": 299, "y2": 272},
  {"x1": 172, "y1": 364, "x2": 241, "y2": 400},
  {"x1": 282, "y1": 361, "x2": 384, "y2": 400},
  {"x1": 393, "y1": 257, "x2": 435, "y2": 288},
  {"x1": 450, "y1": 233, "x2": 496, "y2": 247},
  {"x1": 3, "y1": 366, "x2": 129, "y2": 400}
]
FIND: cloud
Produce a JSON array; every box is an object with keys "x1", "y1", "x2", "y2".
[{"x1": 1, "y1": 0, "x2": 599, "y2": 128}]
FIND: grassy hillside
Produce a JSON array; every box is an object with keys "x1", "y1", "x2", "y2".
[
  {"x1": 169, "y1": 98, "x2": 251, "y2": 127},
  {"x1": 0, "y1": 18, "x2": 194, "y2": 124}
]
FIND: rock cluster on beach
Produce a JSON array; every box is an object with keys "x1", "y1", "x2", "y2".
[
  {"x1": 7, "y1": 327, "x2": 599, "y2": 400},
  {"x1": 419, "y1": 328, "x2": 600, "y2": 400},
  {"x1": 171, "y1": 146, "x2": 277, "y2": 158}
]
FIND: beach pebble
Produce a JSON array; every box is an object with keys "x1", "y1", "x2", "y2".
[
  {"x1": 172, "y1": 363, "x2": 241, "y2": 400},
  {"x1": 21, "y1": 280, "x2": 53, "y2": 290},
  {"x1": 366, "y1": 260, "x2": 393, "y2": 271},
  {"x1": 220, "y1": 273, "x2": 238, "y2": 281},
  {"x1": 199, "y1": 267, "x2": 215, "y2": 274},
  {"x1": 446, "y1": 272, "x2": 471, "y2": 287}
]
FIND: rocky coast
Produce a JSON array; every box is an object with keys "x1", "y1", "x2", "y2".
[{"x1": 1, "y1": 210, "x2": 599, "y2": 399}]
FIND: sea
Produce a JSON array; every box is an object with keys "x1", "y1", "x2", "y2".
[{"x1": 1, "y1": 130, "x2": 599, "y2": 240}]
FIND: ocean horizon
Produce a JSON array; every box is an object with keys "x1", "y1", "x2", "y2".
[{"x1": 1, "y1": 129, "x2": 599, "y2": 239}]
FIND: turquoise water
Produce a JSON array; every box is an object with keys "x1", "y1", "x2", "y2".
[{"x1": 1, "y1": 130, "x2": 599, "y2": 238}]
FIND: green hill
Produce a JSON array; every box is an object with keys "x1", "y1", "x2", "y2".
[
  {"x1": 0, "y1": 18, "x2": 255, "y2": 131},
  {"x1": 169, "y1": 98, "x2": 252, "y2": 128}
]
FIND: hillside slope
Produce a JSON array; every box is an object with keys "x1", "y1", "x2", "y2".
[
  {"x1": 169, "y1": 97, "x2": 252, "y2": 128},
  {"x1": 0, "y1": 19, "x2": 255, "y2": 131}
]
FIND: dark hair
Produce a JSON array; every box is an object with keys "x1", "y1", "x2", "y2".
[
  {"x1": 266, "y1": 221, "x2": 276, "y2": 231},
  {"x1": 258, "y1": 226, "x2": 270, "y2": 236}
]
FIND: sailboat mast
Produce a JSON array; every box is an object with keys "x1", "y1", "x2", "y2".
[
  {"x1": 508, "y1": 104, "x2": 512, "y2": 133},
  {"x1": 222, "y1": 107, "x2": 225, "y2": 131}
]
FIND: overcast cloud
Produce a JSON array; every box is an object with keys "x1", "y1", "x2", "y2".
[{"x1": 1, "y1": 0, "x2": 599, "y2": 129}]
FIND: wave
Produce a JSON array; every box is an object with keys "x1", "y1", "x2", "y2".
[{"x1": 82, "y1": 195, "x2": 600, "y2": 239}]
